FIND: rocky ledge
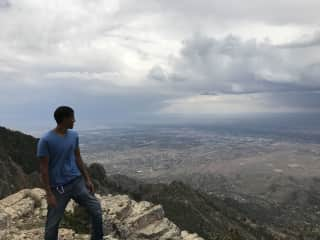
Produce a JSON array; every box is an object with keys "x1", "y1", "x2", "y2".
[{"x1": 0, "y1": 188, "x2": 205, "y2": 240}]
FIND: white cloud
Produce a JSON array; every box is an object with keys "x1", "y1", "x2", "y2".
[{"x1": 1, "y1": 0, "x2": 320, "y2": 130}]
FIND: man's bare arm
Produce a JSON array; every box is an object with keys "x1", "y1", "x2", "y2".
[
  {"x1": 39, "y1": 156, "x2": 53, "y2": 195},
  {"x1": 74, "y1": 146, "x2": 91, "y2": 182},
  {"x1": 39, "y1": 156, "x2": 57, "y2": 207}
]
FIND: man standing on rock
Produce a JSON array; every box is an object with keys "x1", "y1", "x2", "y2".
[{"x1": 36, "y1": 106, "x2": 104, "y2": 240}]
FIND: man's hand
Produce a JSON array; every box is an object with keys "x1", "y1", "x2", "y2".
[
  {"x1": 46, "y1": 192, "x2": 57, "y2": 208},
  {"x1": 85, "y1": 179, "x2": 95, "y2": 193},
  {"x1": 75, "y1": 145, "x2": 94, "y2": 193}
]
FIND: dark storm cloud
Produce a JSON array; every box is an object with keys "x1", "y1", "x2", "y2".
[
  {"x1": 149, "y1": 33, "x2": 320, "y2": 97},
  {"x1": 269, "y1": 91, "x2": 320, "y2": 109},
  {"x1": 0, "y1": 0, "x2": 10, "y2": 9}
]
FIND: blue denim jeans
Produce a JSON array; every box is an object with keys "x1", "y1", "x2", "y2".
[{"x1": 44, "y1": 175, "x2": 104, "y2": 240}]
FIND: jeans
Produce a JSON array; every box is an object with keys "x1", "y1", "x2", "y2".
[{"x1": 44, "y1": 175, "x2": 104, "y2": 240}]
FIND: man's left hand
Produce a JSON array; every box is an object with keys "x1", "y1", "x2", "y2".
[{"x1": 85, "y1": 179, "x2": 95, "y2": 193}]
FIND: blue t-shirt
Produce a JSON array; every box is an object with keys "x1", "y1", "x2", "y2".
[{"x1": 36, "y1": 129, "x2": 82, "y2": 187}]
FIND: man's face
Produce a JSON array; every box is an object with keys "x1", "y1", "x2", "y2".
[{"x1": 63, "y1": 114, "x2": 76, "y2": 129}]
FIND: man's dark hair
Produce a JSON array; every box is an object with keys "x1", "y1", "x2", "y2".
[{"x1": 54, "y1": 106, "x2": 74, "y2": 124}]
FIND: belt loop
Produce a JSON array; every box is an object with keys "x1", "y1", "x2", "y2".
[{"x1": 56, "y1": 185, "x2": 64, "y2": 194}]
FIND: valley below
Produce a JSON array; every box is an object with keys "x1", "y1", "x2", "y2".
[{"x1": 76, "y1": 122, "x2": 320, "y2": 238}]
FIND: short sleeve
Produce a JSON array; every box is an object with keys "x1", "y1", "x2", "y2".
[{"x1": 36, "y1": 138, "x2": 49, "y2": 158}]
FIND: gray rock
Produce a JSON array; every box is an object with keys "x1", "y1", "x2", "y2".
[{"x1": 0, "y1": 188, "x2": 205, "y2": 240}]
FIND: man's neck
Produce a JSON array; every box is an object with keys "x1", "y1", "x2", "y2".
[{"x1": 54, "y1": 126, "x2": 68, "y2": 135}]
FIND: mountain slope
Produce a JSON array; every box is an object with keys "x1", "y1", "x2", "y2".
[
  {"x1": 89, "y1": 163, "x2": 294, "y2": 240},
  {"x1": 1, "y1": 125, "x2": 318, "y2": 239},
  {"x1": 0, "y1": 126, "x2": 40, "y2": 197}
]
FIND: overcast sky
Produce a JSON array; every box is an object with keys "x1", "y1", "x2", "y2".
[{"x1": 1, "y1": 0, "x2": 320, "y2": 135}]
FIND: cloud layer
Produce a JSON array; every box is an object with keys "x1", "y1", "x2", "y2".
[{"x1": 0, "y1": 0, "x2": 320, "y2": 133}]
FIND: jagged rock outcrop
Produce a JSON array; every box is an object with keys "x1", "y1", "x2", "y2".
[{"x1": 0, "y1": 188, "x2": 205, "y2": 240}]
